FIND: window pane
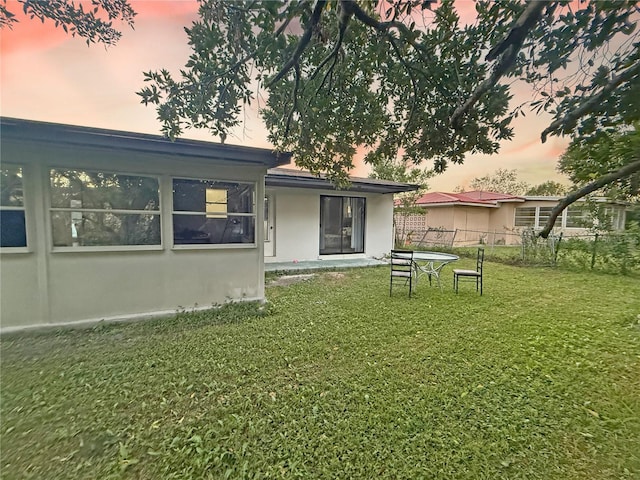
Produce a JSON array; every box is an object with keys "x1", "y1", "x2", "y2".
[
  {"x1": 566, "y1": 206, "x2": 589, "y2": 228},
  {"x1": 173, "y1": 179, "x2": 254, "y2": 214},
  {"x1": 344, "y1": 197, "x2": 365, "y2": 253},
  {"x1": 319, "y1": 196, "x2": 343, "y2": 254},
  {"x1": 51, "y1": 211, "x2": 160, "y2": 247},
  {"x1": 50, "y1": 169, "x2": 159, "y2": 211},
  {"x1": 1, "y1": 166, "x2": 24, "y2": 207},
  {"x1": 173, "y1": 214, "x2": 255, "y2": 244},
  {"x1": 0, "y1": 210, "x2": 26, "y2": 247},
  {"x1": 319, "y1": 196, "x2": 365, "y2": 254},
  {"x1": 604, "y1": 207, "x2": 624, "y2": 230},
  {"x1": 514, "y1": 207, "x2": 535, "y2": 227},
  {"x1": 538, "y1": 207, "x2": 554, "y2": 228}
]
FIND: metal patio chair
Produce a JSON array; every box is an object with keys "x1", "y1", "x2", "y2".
[
  {"x1": 453, "y1": 248, "x2": 484, "y2": 295},
  {"x1": 390, "y1": 249, "x2": 415, "y2": 297}
]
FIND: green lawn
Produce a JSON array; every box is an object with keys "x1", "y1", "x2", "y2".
[{"x1": 2, "y1": 261, "x2": 639, "y2": 479}]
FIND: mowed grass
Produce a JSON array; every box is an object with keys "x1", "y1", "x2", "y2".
[{"x1": 1, "y1": 261, "x2": 639, "y2": 479}]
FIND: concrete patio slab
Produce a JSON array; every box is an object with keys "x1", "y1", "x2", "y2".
[{"x1": 265, "y1": 257, "x2": 386, "y2": 273}]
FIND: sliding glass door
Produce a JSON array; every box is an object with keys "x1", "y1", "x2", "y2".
[{"x1": 319, "y1": 196, "x2": 365, "y2": 255}]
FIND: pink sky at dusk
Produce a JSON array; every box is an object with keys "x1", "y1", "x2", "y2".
[{"x1": 0, "y1": 0, "x2": 570, "y2": 191}]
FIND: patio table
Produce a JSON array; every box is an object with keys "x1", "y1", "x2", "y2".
[{"x1": 412, "y1": 251, "x2": 459, "y2": 290}]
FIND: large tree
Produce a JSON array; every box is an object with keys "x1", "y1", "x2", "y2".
[
  {"x1": 3, "y1": 1, "x2": 639, "y2": 237},
  {"x1": 559, "y1": 124, "x2": 640, "y2": 201},
  {"x1": 135, "y1": 0, "x2": 639, "y2": 237},
  {"x1": 526, "y1": 181, "x2": 568, "y2": 197},
  {"x1": 457, "y1": 168, "x2": 530, "y2": 195},
  {"x1": 536, "y1": 123, "x2": 640, "y2": 236}
]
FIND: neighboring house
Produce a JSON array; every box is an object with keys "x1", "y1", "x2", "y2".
[
  {"x1": 0, "y1": 117, "x2": 290, "y2": 331},
  {"x1": 265, "y1": 168, "x2": 418, "y2": 263},
  {"x1": 396, "y1": 190, "x2": 627, "y2": 246}
]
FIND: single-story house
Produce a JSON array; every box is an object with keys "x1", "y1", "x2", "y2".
[
  {"x1": 264, "y1": 168, "x2": 418, "y2": 263},
  {"x1": 396, "y1": 190, "x2": 627, "y2": 246},
  {"x1": 1, "y1": 118, "x2": 416, "y2": 332},
  {"x1": 0, "y1": 117, "x2": 291, "y2": 331}
]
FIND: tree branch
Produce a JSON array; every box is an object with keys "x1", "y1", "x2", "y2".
[
  {"x1": 284, "y1": 64, "x2": 301, "y2": 137},
  {"x1": 267, "y1": 0, "x2": 327, "y2": 87},
  {"x1": 343, "y1": 1, "x2": 428, "y2": 57},
  {"x1": 538, "y1": 157, "x2": 640, "y2": 238},
  {"x1": 206, "y1": 5, "x2": 304, "y2": 85},
  {"x1": 386, "y1": 34, "x2": 419, "y2": 137},
  {"x1": 540, "y1": 61, "x2": 640, "y2": 142},
  {"x1": 450, "y1": 0, "x2": 548, "y2": 128},
  {"x1": 310, "y1": 4, "x2": 351, "y2": 83}
]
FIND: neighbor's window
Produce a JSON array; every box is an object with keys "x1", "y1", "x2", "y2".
[
  {"x1": 538, "y1": 206, "x2": 556, "y2": 229},
  {"x1": 514, "y1": 207, "x2": 536, "y2": 227},
  {"x1": 565, "y1": 206, "x2": 590, "y2": 228},
  {"x1": 172, "y1": 178, "x2": 255, "y2": 245},
  {"x1": 1, "y1": 166, "x2": 27, "y2": 248},
  {"x1": 604, "y1": 206, "x2": 624, "y2": 230},
  {"x1": 49, "y1": 169, "x2": 161, "y2": 248}
]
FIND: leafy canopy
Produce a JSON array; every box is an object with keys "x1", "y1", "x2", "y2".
[
  {"x1": 559, "y1": 124, "x2": 640, "y2": 202},
  {"x1": 457, "y1": 168, "x2": 531, "y2": 196},
  {"x1": 3, "y1": 0, "x2": 639, "y2": 236},
  {"x1": 136, "y1": 0, "x2": 639, "y2": 186},
  {"x1": 526, "y1": 180, "x2": 568, "y2": 197},
  {"x1": 0, "y1": 0, "x2": 136, "y2": 46}
]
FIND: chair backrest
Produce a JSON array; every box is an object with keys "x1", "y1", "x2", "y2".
[
  {"x1": 476, "y1": 248, "x2": 485, "y2": 273},
  {"x1": 391, "y1": 249, "x2": 414, "y2": 272}
]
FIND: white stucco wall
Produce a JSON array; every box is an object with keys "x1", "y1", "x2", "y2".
[
  {"x1": 265, "y1": 187, "x2": 395, "y2": 263},
  {"x1": 1, "y1": 140, "x2": 267, "y2": 331}
]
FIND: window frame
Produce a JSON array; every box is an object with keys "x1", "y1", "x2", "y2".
[
  {"x1": 514, "y1": 207, "x2": 536, "y2": 228},
  {"x1": 48, "y1": 167, "x2": 163, "y2": 253},
  {"x1": 319, "y1": 195, "x2": 366, "y2": 255},
  {"x1": 514, "y1": 203, "x2": 612, "y2": 230},
  {"x1": 537, "y1": 206, "x2": 559, "y2": 229},
  {"x1": 0, "y1": 164, "x2": 29, "y2": 253},
  {"x1": 565, "y1": 205, "x2": 590, "y2": 229},
  {"x1": 171, "y1": 176, "x2": 257, "y2": 249}
]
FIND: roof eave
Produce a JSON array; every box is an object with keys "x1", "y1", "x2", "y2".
[
  {"x1": 265, "y1": 171, "x2": 419, "y2": 194},
  {"x1": 0, "y1": 117, "x2": 291, "y2": 168},
  {"x1": 415, "y1": 201, "x2": 499, "y2": 208}
]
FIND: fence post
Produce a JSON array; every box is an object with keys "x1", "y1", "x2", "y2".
[
  {"x1": 554, "y1": 233, "x2": 563, "y2": 266},
  {"x1": 591, "y1": 233, "x2": 599, "y2": 270}
]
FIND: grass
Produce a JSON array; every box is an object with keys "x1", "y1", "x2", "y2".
[{"x1": 1, "y1": 260, "x2": 640, "y2": 479}]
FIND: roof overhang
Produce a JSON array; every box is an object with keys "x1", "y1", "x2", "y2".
[
  {"x1": 523, "y1": 196, "x2": 629, "y2": 206},
  {"x1": 0, "y1": 117, "x2": 292, "y2": 168},
  {"x1": 416, "y1": 201, "x2": 500, "y2": 208},
  {"x1": 266, "y1": 168, "x2": 419, "y2": 194}
]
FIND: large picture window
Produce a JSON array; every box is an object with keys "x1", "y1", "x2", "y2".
[
  {"x1": 172, "y1": 178, "x2": 256, "y2": 245},
  {"x1": 1, "y1": 166, "x2": 27, "y2": 248},
  {"x1": 49, "y1": 169, "x2": 161, "y2": 248},
  {"x1": 320, "y1": 196, "x2": 365, "y2": 255}
]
